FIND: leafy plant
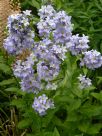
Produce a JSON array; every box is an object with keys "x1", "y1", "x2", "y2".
[{"x1": 1, "y1": 0, "x2": 102, "y2": 136}]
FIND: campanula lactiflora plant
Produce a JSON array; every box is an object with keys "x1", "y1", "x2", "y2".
[{"x1": 3, "y1": 4, "x2": 102, "y2": 136}]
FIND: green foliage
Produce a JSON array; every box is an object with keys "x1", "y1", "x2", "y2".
[{"x1": 1, "y1": 0, "x2": 102, "y2": 136}]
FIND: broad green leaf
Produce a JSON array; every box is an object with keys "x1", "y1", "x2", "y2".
[
  {"x1": 66, "y1": 112, "x2": 81, "y2": 122},
  {"x1": 91, "y1": 92, "x2": 102, "y2": 101},
  {"x1": 18, "y1": 119, "x2": 32, "y2": 129},
  {"x1": 0, "y1": 78, "x2": 15, "y2": 86},
  {"x1": 5, "y1": 87, "x2": 25, "y2": 95},
  {"x1": 11, "y1": 99, "x2": 26, "y2": 109},
  {"x1": 80, "y1": 105, "x2": 102, "y2": 117},
  {"x1": 53, "y1": 127, "x2": 60, "y2": 136},
  {"x1": 0, "y1": 63, "x2": 11, "y2": 73},
  {"x1": 87, "y1": 123, "x2": 102, "y2": 134},
  {"x1": 44, "y1": 132, "x2": 53, "y2": 136},
  {"x1": 29, "y1": 0, "x2": 40, "y2": 9},
  {"x1": 78, "y1": 121, "x2": 89, "y2": 133},
  {"x1": 68, "y1": 99, "x2": 81, "y2": 111}
]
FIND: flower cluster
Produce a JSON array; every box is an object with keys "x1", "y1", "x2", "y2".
[
  {"x1": 32, "y1": 94, "x2": 54, "y2": 116},
  {"x1": 12, "y1": 53, "x2": 42, "y2": 94},
  {"x1": 3, "y1": 5, "x2": 102, "y2": 116},
  {"x1": 3, "y1": 10, "x2": 35, "y2": 54},
  {"x1": 37, "y1": 5, "x2": 73, "y2": 44},
  {"x1": 78, "y1": 74, "x2": 92, "y2": 89},
  {"x1": 66, "y1": 34, "x2": 89, "y2": 55},
  {"x1": 80, "y1": 50, "x2": 102, "y2": 69}
]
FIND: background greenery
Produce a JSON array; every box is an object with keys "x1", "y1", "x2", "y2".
[{"x1": 0, "y1": 0, "x2": 102, "y2": 135}]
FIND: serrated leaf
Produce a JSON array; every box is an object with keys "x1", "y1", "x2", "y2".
[
  {"x1": 53, "y1": 127, "x2": 60, "y2": 136},
  {"x1": 0, "y1": 78, "x2": 15, "y2": 86}
]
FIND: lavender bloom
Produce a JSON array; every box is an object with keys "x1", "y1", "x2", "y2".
[
  {"x1": 37, "y1": 17, "x2": 56, "y2": 37},
  {"x1": 32, "y1": 94, "x2": 54, "y2": 116},
  {"x1": 20, "y1": 76, "x2": 42, "y2": 94},
  {"x1": 7, "y1": 10, "x2": 32, "y2": 33},
  {"x1": 13, "y1": 53, "x2": 36, "y2": 79},
  {"x1": 78, "y1": 74, "x2": 92, "y2": 89},
  {"x1": 51, "y1": 44, "x2": 67, "y2": 60},
  {"x1": 4, "y1": 11, "x2": 35, "y2": 55},
  {"x1": 66, "y1": 34, "x2": 89, "y2": 55},
  {"x1": 3, "y1": 36, "x2": 17, "y2": 54},
  {"x1": 37, "y1": 60, "x2": 60, "y2": 81},
  {"x1": 46, "y1": 82, "x2": 57, "y2": 90},
  {"x1": 80, "y1": 50, "x2": 102, "y2": 69},
  {"x1": 37, "y1": 7, "x2": 73, "y2": 41},
  {"x1": 53, "y1": 11, "x2": 73, "y2": 43},
  {"x1": 23, "y1": 10, "x2": 32, "y2": 16},
  {"x1": 38, "y1": 5, "x2": 56, "y2": 19}
]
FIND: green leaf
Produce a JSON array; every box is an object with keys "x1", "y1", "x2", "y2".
[
  {"x1": 54, "y1": 95, "x2": 73, "y2": 104},
  {"x1": 11, "y1": 99, "x2": 26, "y2": 109},
  {"x1": 53, "y1": 127, "x2": 60, "y2": 136},
  {"x1": 18, "y1": 119, "x2": 32, "y2": 129},
  {"x1": 29, "y1": 0, "x2": 40, "y2": 9},
  {"x1": 44, "y1": 132, "x2": 53, "y2": 136},
  {"x1": 5, "y1": 87, "x2": 25, "y2": 95},
  {"x1": 97, "y1": 76, "x2": 102, "y2": 84},
  {"x1": 0, "y1": 63, "x2": 11, "y2": 73},
  {"x1": 0, "y1": 78, "x2": 15, "y2": 86},
  {"x1": 68, "y1": 99, "x2": 81, "y2": 111},
  {"x1": 80, "y1": 105, "x2": 102, "y2": 117},
  {"x1": 87, "y1": 123, "x2": 102, "y2": 134},
  {"x1": 91, "y1": 92, "x2": 102, "y2": 101},
  {"x1": 94, "y1": 0, "x2": 102, "y2": 11},
  {"x1": 78, "y1": 121, "x2": 89, "y2": 133}
]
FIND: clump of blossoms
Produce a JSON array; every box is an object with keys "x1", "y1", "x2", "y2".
[
  {"x1": 66, "y1": 34, "x2": 89, "y2": 55},
  {"x1": 37, "y1": 5, "x2": 73, "y2": 44},
  {"x1": 3, "y1": 10, "x2": 35, "y2": 54},
  {"x1": 4, "y1": 5, "x2": 102, "y2": 116},
  {"x1": 78, "y1": 74, "x2": 92, "y2": 89},
  {"x1": 80, "y1": 50, "x2": 102, "y2": 69},
  {"x1": 32, "y1": 94, "x2": 54, "y2": 116}
]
